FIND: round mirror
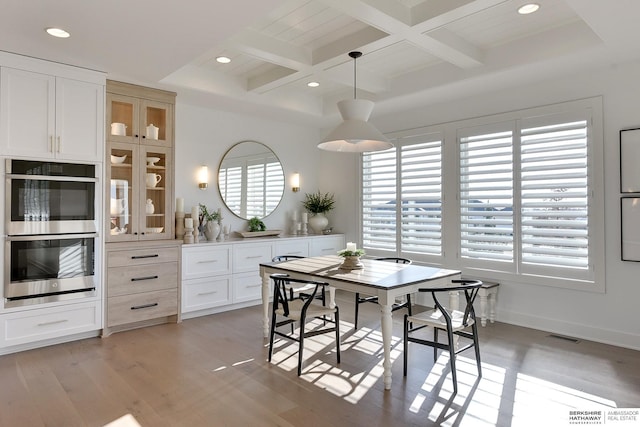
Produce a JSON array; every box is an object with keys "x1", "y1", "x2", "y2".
[{"x1": 218, "y1": 141, "x2": 284, "y2": 219}]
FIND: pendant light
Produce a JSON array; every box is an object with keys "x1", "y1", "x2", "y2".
[{"x1": 318, "y1": 51, "x2": 393, "y2": 153}]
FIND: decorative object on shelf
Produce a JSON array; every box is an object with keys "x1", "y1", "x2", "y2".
[
  {"x1": 146, "y1": 173, "x2": 162, "y2": 188},
  {"x1": 301, "y1": 211, "x2": 308, "y2": 235},
  {"x1": 200, "y1": 203, "x2": 221, "y2": 241},
  {"x1": 317, "y1": 51, "x2": 393, "y2": 153},
  {"x1": 302, "y1": 190, "x2": 335, "y2": 234},
  {"x1": 145, "y1": 199, "x2": 155, "y2": 214},
  {"x1": 176, "y1": 211, "x2": 185, "y2": 240},
  {"x1": 110, "y1": 198, "x2": 126, "y2": 215},
  {"x1": 111, "y1": 122, "x2": 127, "y2": 136},
  {"x1": 183, "y1": 224, "x2": 194, "y2": 244},
  {"x1": 146, "y1": 227, "x2": 164, "y2": 234},
  {"x1": 216, "y1": 208, "x2": 224, "y2": 242},
  {"x1": 146, "y1": 156, "x2": 160, "y2": 166},
  {"x1": 337, "y1": 243, "x2": 365, "y2": 270},
  {"x1": 247, "y1": 216, "x2": 266, "y2": 232},
  {"x1": 146, "y1": 123, "x2": 159, "y2": 140},
  {"x1": 111, "y1": 154, "x2": 127, "y2": 164},
  {"x1": 291, "y1": 172, "x2": 300, "y2": 192},
  {"x1": 238, "y1": 230, "x2": 282, "y2": 238},
  {"x1": 198, "y1": 165, "x2": 208, "y2": 190}
]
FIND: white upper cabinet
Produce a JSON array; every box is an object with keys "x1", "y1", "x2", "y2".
[{"x1": 0, "y1": 65, "x2": 104, "y2": 162}]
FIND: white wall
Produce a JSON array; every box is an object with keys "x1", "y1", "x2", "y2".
[
  {"x1": 367, "y1": 59, "x2": 640, "y2": 351},
  {"x1": 174, "y1": 104, "x2": 325, "y2": 235}
]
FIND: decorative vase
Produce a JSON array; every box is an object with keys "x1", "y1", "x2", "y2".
[
  {"x1": 308, "y1": 212, "x2": 329, "y2": 234},
  {"x1": 205, "y1": 222, "x2": 220, "y2": 241},
  {"x1": 340, "y1": 256, "x2": 364, "y2": 270}
]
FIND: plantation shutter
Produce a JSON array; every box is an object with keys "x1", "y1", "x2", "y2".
[
  {"x1": 400, "y1": 137, "x2": 442, "y2": 255},
  {"x1": 246, "y1": 159, "x2": 284, "y2": 218},
  {"x1": 519, "y1": 118, "x2": 589, "y2": 271},
  {"x1": 459, "y1": 125, "x2": 514, "y2": 263},
  {"x1": 362, "y1": 148, "x2": 397, "y2": 251},
  {"x1": 219, "y1": 165, "x2": 242, "y2": 215}
]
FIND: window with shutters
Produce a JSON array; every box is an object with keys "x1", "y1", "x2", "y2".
[
  {"x1": 362, "y1": 132, "x2": 443, "y2": 259},
  {"x1": 359, "y1": 98, "x2": 604, "y2": 290}
]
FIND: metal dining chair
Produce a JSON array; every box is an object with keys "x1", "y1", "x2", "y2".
[
  {"x1": 272, "y1": 255, "x2": 326, "y2": 306},
  {"x1": 403, "y1": 279, "x2": 483, "y2": 395},
  {"x1": 354, "y1": 257, "x2": 413, "y2": 328},
  {"x1": 268, "y1": 274, "x2": 341, "y2": 376}
]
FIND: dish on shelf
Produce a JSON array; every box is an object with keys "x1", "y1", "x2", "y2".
[
  {"x1": 146, "y1": 157, "x2": 161, "y2": 166},
  {"x1": 146, "y1": 227, "x2": 164, "y2": 234},
  {"x1": 110, "y1": 227, "x2": 127, "y2": 235},
  {"x1": 111, "y1": 154, "x2": 127, "y2": 164}
]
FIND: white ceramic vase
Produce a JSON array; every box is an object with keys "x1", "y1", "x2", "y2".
[
  {"x1": 308, "y1": 212, "x2": 329, "y2": 234},
  {"x1": 205, "y1": 222, "x2": 220, "y2": 241}
]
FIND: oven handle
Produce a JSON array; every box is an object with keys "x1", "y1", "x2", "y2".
[
  {"x1": 6, "y1": 233, "x2": 98, "y2": 241},
  {"x1": 6, "y1": 173, "x2": 98, "y2": 182}
]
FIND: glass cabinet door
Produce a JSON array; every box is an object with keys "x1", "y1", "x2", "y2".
[
  {"x1": 140, "y1": 99, "x2": 172, "y2": 146},
  {"x1": 107, "y1": 93, "x2": 140, "y2": 143},
  {"x1": 107, "y1": 143, "x2": 137, "y2": 242},
  {"x1": 141, "y1": 146, "x2": 172, "y2": 240}
]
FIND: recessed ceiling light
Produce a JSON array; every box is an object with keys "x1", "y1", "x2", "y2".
[
  {"x1": 46, "y1": 27, "x2": 70, "y2": 38},
  {"x1": 307, "y1": 81, "x2": 320, "y2": 88},
  {"x1": 216, "y1": 56, "x2": 231, "y2": 64},
  {"x1": 518, "y1": 3, "x2": 540, "y2": 14}
]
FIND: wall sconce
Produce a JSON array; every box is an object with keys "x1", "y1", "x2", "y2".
[
  {"x1": 198, "y1": 165, "x2": 208, "y2": 190},
  {"x1": 291, "y1": 172, "x2": 300, "y2": 192}
]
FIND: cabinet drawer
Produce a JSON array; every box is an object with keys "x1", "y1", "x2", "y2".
[
  {"x1": 182, "y1": 276, "x2": 231, "y2": 313},
  {"x1": 274, "y1": 240, "x2": 308, "y2": 258},
  {"x1": 108, "y1": 246, "x2": 178, "y2": 267},
  {"x1": 309, "y1": 236, "x2": 345, "y2": 256},
  {"x1": 182, "y1": 245, "x2": 232, "y2": 280},
  {"x1": 108, "y1": 262, "x2": 178, "y2": 297},
  {"x1": 233, "y1": 271, "x2": 265, "y2": 303},
  {"x1": 0, "y1": 302, "x2": 101, "y2": 347},
  {"x1": 233, "y1": 242, "x2": 273, "y2": 273},
  {"x1": 107, "y1": 289, "x2": 177, "y2": 327}
]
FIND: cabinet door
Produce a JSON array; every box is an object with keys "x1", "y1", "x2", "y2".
[
  {"x1": 140, "y1": 99, "x2": 172, "y2": 147},
  {"x1": 140, "y1": 145, "x2": 172, "y2": 240},
  {"x1": 310, "y1": 235, "x2": 345, "y2": 256},
  {"x1": 55, "y1": 78, "x2": 104, "y2": 162},
  {"x1": 107, "y1": 142, "x2": 138, "y2": 242},
  {"x1": 0, "y1": 67, "x2": 55, "y2": 159},
  {"x1": 106, "y1": 92, "x2": 140, "y2": 143}
]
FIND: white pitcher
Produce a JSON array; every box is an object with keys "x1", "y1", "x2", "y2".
[{"x1": 146, "y1": 173, "x2": 162, "y2": 188}]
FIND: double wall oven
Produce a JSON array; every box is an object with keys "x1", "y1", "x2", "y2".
[{"x1": 4, "y1": 159, "x2": 99, "y2": 307}]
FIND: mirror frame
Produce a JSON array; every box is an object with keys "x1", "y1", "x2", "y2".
[{"x1": 217, "y1": 140, "x2": 284, "y2": 220}]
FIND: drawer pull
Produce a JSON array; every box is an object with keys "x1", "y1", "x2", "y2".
[
  {"x1": 131, "y1": 275, "x2": 159, "y2": 282},
  {"x1": 246, "y1": 255, "x2": 263, "y2": 259},
  {"x1": 131, "y1": 254, "x2": 159, "y2": 259},
  {"x1": 321, "y1": 248, "x2": 336, "y2": 252},
  {"x1": 247, "y1": 284, "x2": 261, "y2": 288},
  {"x1": 197, "y1": 291, "x2": 218, "y2": 296},
  {"x1": 197, "y1": 260, "x2": 218, "y2": 263},
  {"x1": 37, "y1": 319, "x2": 68, "y2": 327},
  {"x1": 131, "y1": 302, "x2": 159, "y2": 310}
]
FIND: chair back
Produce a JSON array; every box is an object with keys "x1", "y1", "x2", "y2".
[
  {"x1": 270, "y1": 274, "x2": 326, "y2": 317},
  {"x1": 431, "y1": 279, "x2": 482, "y2": 328},
  {"x1": 272, "y1": 255, "x2": 305, "y2": 262},
  {"x1": 375, "y1": 257, "x2": 412, "y2": 264}
]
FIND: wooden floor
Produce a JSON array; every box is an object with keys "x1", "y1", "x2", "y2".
[{"x1": 0, "y1": 291, "x2": 638, "y2": 427}]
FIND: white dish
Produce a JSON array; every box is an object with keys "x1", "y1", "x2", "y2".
[
  {"x1": 146, "y1": 227, "x2": 164, "y2": 234},
  {"x1": 111, "y1": 154, "x2": 127, "y2": 164},
  {"x1": 146, "y1": 157, "x2": 160, "y2": 166}
]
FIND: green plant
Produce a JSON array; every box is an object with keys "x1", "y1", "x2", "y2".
[
  {"x1": 247, "y1": 217, "x2": 266, "y2": 232},
  {"x1": 199, "y1": 203, "x2": 221, "y2": 223},
  {"x1": 302, "y1": 191, "x2": 335, "y2": 214},
  {"x1": 337, "y1": 248, "x2": 366, "y2": 257}
]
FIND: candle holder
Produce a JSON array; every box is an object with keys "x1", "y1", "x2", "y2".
[
  {"x1": 176, "y1": 212, "x2": 185, "y2": 240},
  {"x1": 183, "y1": 226, "x2": 194, "y2": 244}
]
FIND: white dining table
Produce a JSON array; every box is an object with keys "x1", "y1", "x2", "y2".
[{"x1": 260, "y1": 255, "x2": 461, "y2": 390}]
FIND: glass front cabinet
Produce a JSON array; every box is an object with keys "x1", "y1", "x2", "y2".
[{"x1": 105, "y1": 81, "x2": 175, "y2": 242}]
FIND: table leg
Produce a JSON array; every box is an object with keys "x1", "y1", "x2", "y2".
[
  {"x1": 479, "y1": 289, "x2": 488, "y2": 326},
  {"x1": 380, "y1": 302, "x2": 393, "y2": 390},
  {"x1": 262, "y1": 272, "x2": 270, "y2": 338}
]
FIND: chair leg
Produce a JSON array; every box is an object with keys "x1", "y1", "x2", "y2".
[
  {"x1": 354, "y1": 293, "x2": 360, "y2": 329},
  {"x1": 446, "y1": 327, "x2": 458, "y2": 395},
  {"x1": 472, "y1": 321, "x2": 482, "y2": 378},
  {"x1": 297, "y1": 314, "x2": 306, "y2": 376},
  {"x1": 433, "y1": 328, "x2": 439, "y2": 361},
  {"x1": 403, "y1": 314, "x2": 409, "y2": 376},
  {"x1": 334, "y1": 307, "x2": 341, "y2": 364},
  {"x1": 268, "y1": 311, "x2": 277, "y2": 362},
  {"x1": 406, "y1": 294, "x2": 412, "y2": 316}
]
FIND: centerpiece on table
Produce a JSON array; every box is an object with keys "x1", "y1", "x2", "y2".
[
  {"x1": 338, "y1": 242, "x2": 365, "y2": 270},
  {"x1": 199, "y1": 203, "x2": 221, "y2": 241},
  {"x1": 302, "y1": 190, "x2": 335, "y2": 234}
]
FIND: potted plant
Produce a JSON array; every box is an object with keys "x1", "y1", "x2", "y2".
[
  {"x1": 302, "y1": 191, "x2": 335, "y2": 234},
  {"x1": 199, "y1": 204, "x2": 221, "y2": 240},
  {"x1": 337, "y1": 247, "x2": 365, "y2": 270},
  {"x1": 247, "y1": 216, "x2": 266, "y2": 232}
]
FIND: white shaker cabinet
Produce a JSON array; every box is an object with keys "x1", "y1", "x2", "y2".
[{"x1": 0, "y1": 66, "x2": 104, "y2": 162}]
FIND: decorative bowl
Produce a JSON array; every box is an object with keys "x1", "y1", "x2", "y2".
[
  {"x1": 146, "y1": 157, "x2": 160, "y2": 166},
  {"x1": 146, "y1": 227, "x2": 164, "y2": 234},
  {"x1": 111, "y1": 154, "x2": 127, "y2": 164}
]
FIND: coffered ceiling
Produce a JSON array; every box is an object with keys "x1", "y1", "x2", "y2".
[{"x1": 2, "y1": 0, "x2": 639, "y2": 128}]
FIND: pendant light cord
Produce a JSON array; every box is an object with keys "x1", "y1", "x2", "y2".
[{"x1": 349, "y1": 51, "x2": 362, "y2": 100}]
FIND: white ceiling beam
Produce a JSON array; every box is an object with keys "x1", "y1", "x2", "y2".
[
  {"x1": 312, "y1": 26, "x2": 389, "y2": 65},
  {"x1": 415, "y1": 28, "x2": 484, "y2": 68},
  {"x1": 230, "y1": 29, "x2": 312, "y2": 71},
  {"x1": 247, "y1": 66, "x2": 299, "y2": 92}
]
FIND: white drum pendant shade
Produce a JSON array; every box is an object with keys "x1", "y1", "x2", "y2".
[{"x1": 318, "y1": 99, "x2": 393, "y2": 152}]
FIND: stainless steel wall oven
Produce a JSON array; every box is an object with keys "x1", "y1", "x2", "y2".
[{"x1": 4, "y1": 159, "x2": 98, "y2": 307}]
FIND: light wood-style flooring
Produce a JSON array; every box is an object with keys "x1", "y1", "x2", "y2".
[{"x1": 0, "y1": 291, "x2": 638, "y2": 427}]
